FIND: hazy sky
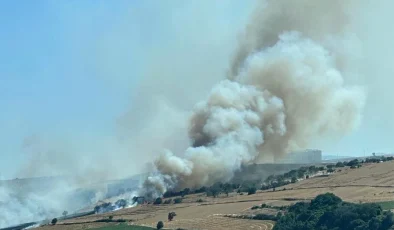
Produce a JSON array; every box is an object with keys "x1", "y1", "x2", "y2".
[
  {"x1": 0, "y1": 0, "x2": 254, "y2": 179},
  {"x1": 1, "y1": 0, "x2": 393, "y2": 180}
]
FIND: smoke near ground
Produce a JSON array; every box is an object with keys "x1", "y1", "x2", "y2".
[{"x1": 142, "y1": 0, "x2": 366, "y2": 197}]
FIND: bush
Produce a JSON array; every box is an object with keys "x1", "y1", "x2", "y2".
[
  {"x1": 174, "y1": 198, "x2": 183, "y2": 204},
  {"x1": 251, "y1": 205, "x2": 260, "y2": 210},
  {"x1": 253, "y1": 214, "x2": 277, "y2": 221},
  {"x1": 115, "y1": 199, "x2": 128, "y2": 208},
  {"x1": 168, "y1": 212, "x2": 176, "y2": 221},
  {"x1": 164, "y1": 199, "x2": 172, "y2": 204},
  {"x1": 261, "y1": 203, "x2": 268, "y2": 208},
  {"x1": 248, "y1": 187, "x2": 257, "y2": 195},
  {"x1": 195, "y1": 186, "x2": 207, "y2": 193},
  {"x1": 326, "y1": 164, "x2": 335, "y2": 169},
  {"x1": 318, "y1": 166, "x2": 325, "y2": 171},
  {"x1": 108, "y1": 216, "x2": 113, "y2": 220},
  {"x1": 51, "y1": 218, "x2": 57, "y2": 225},
  {"x1": 347, "y1": 159, "x2": 359, "y2": 167},
  {"x1": 157, "y1": 221, "x2": 164, "y2": 229},
  {"x1": 196, "y1": 198, "x2": 204, "y2": 203},
  {"x1": 336, "y1": 161, "x2": 345, "y2": 167},
  {"x1": 154, "y1": 197, "x2": 163, "y2": 205}
]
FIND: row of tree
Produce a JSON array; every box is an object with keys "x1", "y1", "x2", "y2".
[{"x1": 160, "y1": 156, "x2": 394, "y2": 200}]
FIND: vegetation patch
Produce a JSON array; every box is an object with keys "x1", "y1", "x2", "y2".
[{"x1": 274, "y1": 193, "x2": 394, "y2": 230}]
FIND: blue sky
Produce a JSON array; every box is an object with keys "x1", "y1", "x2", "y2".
[
  {"x1": 0, "y1": 1, "x2": 138, "y2": 179},
  {"x1": 0, "y1": 0, "x2": 255, "y2": 179}
]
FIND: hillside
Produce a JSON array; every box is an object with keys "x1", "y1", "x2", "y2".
[{"x1": 30, "y1": 160, "x2": 394, "y2": 230}]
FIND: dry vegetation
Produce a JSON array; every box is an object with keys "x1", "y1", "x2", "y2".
[{"x1": 36, "y1": 160, "x2": 394, "y2": 230}]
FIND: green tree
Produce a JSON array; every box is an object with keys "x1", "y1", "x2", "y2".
[
  {"x1": 174, "y1": 198, "x2": 183, "y2": 204},
  {"x1": 51, "y1": 218, "x2": 58, "y2": 225},
  {"x1": 291, "y1": 177, "x2": 297, "y2": 183},
  {"x1": 157, "y1": 221, "x2": 164, "y2": 229},
  {"x1": 248, "y1": 187, "x2": 257, "y2": 195},
  {"x1": 208, "y1": 186, "x2": 221, "y2": 198},
  {"x1": 154, "y1": 197, "x2": 163, "y2": 205},
  {"x1": 223, "y1": 183, "x2": 232, "y2": 196},
  {"x1": 326, "y1": 164, "x2": 335, "y2": 169},
  {"x1": 273, "y1": 193, "x2": 393, "y2": 230}
]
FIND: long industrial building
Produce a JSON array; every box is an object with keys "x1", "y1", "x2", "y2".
[{"x1": 276, "y1": 149, "x2": 322, "y2": 164}]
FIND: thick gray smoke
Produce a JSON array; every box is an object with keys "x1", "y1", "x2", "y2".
[{"x1": 142, "y1": 0, "x2": 366, "y2": 197}]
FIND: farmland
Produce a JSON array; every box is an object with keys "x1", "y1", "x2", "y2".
[{"x1": 32, "y1": 160, "x2": 394, "y2": 230}]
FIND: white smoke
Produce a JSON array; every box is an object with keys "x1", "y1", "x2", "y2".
[
  {"x1": 0, "y1": 179, "x2": 106, "y2": 228},
  {"x1": 141, "y1": 0, "x2": 366, "y2": 197}
]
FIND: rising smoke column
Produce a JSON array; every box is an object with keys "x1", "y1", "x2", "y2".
[{"x1": 142, "y1": 0, "x2": 365, "y2": 197}]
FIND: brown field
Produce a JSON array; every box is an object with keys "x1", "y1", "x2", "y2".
[{"x1": 37, "y1": 160, "x2": 394, "y2": 230}]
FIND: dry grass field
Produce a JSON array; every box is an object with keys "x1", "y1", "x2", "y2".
[{"x1": 36, "y1": 160, "x2": 394, "y2": 230}]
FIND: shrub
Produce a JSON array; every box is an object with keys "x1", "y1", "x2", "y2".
[
  {"x1": 157, "y1": 221, "x2": 164, "y2": 230},
  {"x1": 168, "y1": 212, "x2": 176, "y2": 221},
  {"x1": 164, "y1": 199, "x2": 172, "y2": 204},
  {"x1": 174, "y1": 198, "x2": 183, "y2": 204},
  {"x1": 253, "y1": 214, "x2": 277, "y2": 221},
  {"x1": 251, "y1": 205, "x2": 260, "y2": 210},
  {"x1": 109, "y1": 216, "x2": 113, "y2": 220},
  {"x1": 51, "y1": 218, "x2": 57, "y2": 225},
  {"x1": 261, "y1": 204, "x2": 268, "y2": 208},
  {"x1": 196, "y1": 198, "x2": 204, "y2": 203},
  {"x1": 336, "y1": 161, "x2": 345, "y2": 167},
  {"x1": 154, "y1": 197, "x2": 163, "y2": 205}
]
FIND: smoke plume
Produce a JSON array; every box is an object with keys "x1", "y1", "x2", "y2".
[{"x1": 142, "y1": 0, "x2": 365, "y2": 197}]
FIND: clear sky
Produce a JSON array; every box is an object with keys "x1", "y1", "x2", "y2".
[{"x1": 1, "y1": 1, "x2": 393, "y2": 180}]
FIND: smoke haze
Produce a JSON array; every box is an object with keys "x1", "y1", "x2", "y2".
[
  {"x1": 141, "y1": 0, "x2": 371, "y2": 196},
  {"x1": 3, "y1": 0, "x2": 394, "y2": 228}
]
